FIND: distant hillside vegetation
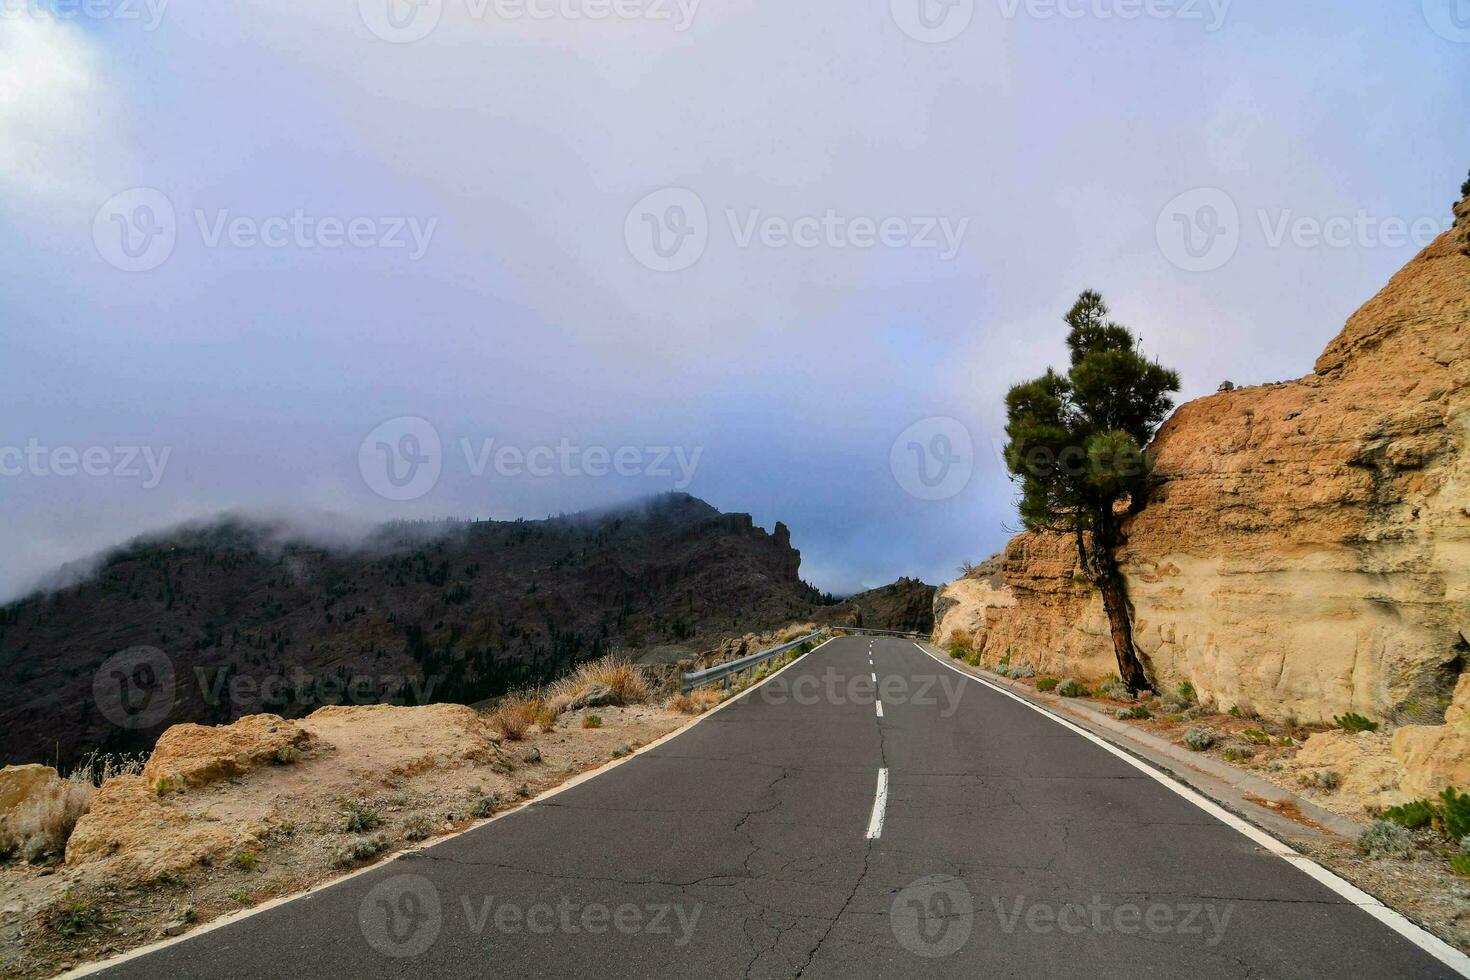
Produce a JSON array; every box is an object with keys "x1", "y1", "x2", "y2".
[
  {"x1": 1, "y1": 494, "x2": 856, "y2": 767},
  {"x1": 813, "y1": 577, "x2": 937, "y2": 633}
]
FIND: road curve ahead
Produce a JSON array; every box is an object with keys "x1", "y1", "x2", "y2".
[{"x1": 90, "y1": 636, "x2": 1462, "y2": 979}]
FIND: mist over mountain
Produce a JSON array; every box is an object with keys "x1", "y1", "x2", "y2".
[{"x1": 0, "y1": 494, "x2": 928, "y2": 768}]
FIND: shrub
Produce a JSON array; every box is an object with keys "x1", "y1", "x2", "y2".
[
  {"x1": 1126, "y1": 705, "x2": 1152, "y2": 720},
  {"x1": 491, "y1": 696, "x2": 541, "y2": 741},
  {"x1": 473, "y1": 795, "x2": 498, "y2": 819},
  {"x1": 0, "y1": 769, "x2": 98, "y2": 862},
  {"x1": 1036, "y1": 678, "x2": 1060, "y2": 692},
  {"x1": 274, "y1": 745, "x2": 303, "y2": 765},
  {"x1": 1009, "y1": 664, "x2": 1036, "y2": 679},
  {"x1": 1098, "y1": 678, "x2": 1131, "y2": 700},
  {"x1": 534, "y1": 705, "x2": 558, "y2": 732},
  {"x1": 232, "y1": 851, "x2": 258, "y2": 872},
  {"x1": 992, "y1": 663, "x2": 1013, "y2": 678},
  {"x1": 1176, "y1": 681, "x2": 1197, "y2": 704},
  {"x1": 46, "y1": 894, "x2": 106, "y2": 937},
  {"x1": 1055, "y1": 679, "x2": 1086, "y2": 698},
  {"x1": 1183, "y1": 728, "x2": 1215, "y2": 751},
  {"x1": 612, "y1": 744, "x2": 633, "y2": 758},
  {"x1": 1316, "y1": 770, "x2": 1342, "y2": 792},
  {"x1": 1242, "y1": 729, "x2": 1273, "y2": 746},
  {"x1": 1222, "y1": 748, "x2": 1253, "y2": 763},
  {"x1": 1114, "y1": 708, "x2": 1133, "y2": 720},
  {"x1": 1357, "y1": 820, "x2": 1415, "y2": 859},
  {"x1": 1440, "y1": 787, "x2": 1470, "y2": 841},
  {"x1": 1451, "y1": 854, "x2": 1470, "y2": 877},
  {"x1": 332, "y1": 835, "x2": 387, "y2": 868},
  {"x1": 583, "y1": 714, "x2": 603, "y2": 729},
  {"x1": 1227, "y1": 705, "x2": 1243, "y2": 718},
  {"x1": 544, "y1": 656, "x2": 652, "y2": 714},
  {"x1": 1462, "y1": 169, "x2": 1470, "y2": 200},
  {"x1": 1380, "y1": 799, "x2": 1436, "y2": 830},
  {"x1": 1333, "y1": 712, "x2": 1379, "y2": 733},
  {"x1": 403, "y1": 814, "x2": 434, "y2": 842},
  {"x1": 342, "y1": 801, "x2": 382, "y2": 834}
]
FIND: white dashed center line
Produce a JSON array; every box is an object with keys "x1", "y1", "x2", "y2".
[{"x1": 865, "y1": 768, "x2": 889, "y2": 839}]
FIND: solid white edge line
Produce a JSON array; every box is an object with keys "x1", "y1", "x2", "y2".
[
  {"x1": 911, "y1": 641, "x2": 1470, "y2": 977},
  {"x1": 865, "y1": 767, "x2": 889, "y2": 839},
  {"x1": 62, "y1": 635, "x2": 843, "y2": 980}
]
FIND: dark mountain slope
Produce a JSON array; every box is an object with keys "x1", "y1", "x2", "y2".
[{"x1": 0, "y1": 494, "x2": 825, "y2": 766}]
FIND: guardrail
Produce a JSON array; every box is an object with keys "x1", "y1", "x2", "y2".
[
  {"x1": 826, "y1": 626, "x2": 923, "y2": 638},
  {"x1": 681, "y1": 630, "x2": 827, "y2": 693}
]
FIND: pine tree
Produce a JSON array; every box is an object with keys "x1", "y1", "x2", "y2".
[{"x1": 1003, "y1": 291, "x2": 1180, "y2": 692}]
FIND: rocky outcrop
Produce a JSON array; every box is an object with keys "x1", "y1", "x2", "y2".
[
  {"x1": 814, "y1": 577, "x2": 938, "y2": 633},
  {"x1": 939, "y1": 192, "x2": 1470, "y2": 733}
]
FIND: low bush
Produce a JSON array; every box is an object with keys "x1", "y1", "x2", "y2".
[
  {"x1": 0, "y1": 769, "x2": 98, "y2": 863},
  {"x1": 233, "y1": 851, "x2": 258, "y2": 872},
  {"x1": 473, "y1": 795, "x2": 498, "y2": 819},
  {"x1": 544, "y1": 657, "x2": 652, "y2": 714},
  {"x1": 491, "y1": 695, "x2": 541, "y2": 741},
  {"x1": 332, "y1": 835, "x2": 387, "y2": 868},
  {"x1": 1183, "y1": 728, "x2": 1215, "y2": 751},
  {"x1": 1380, "y1": 799, "x2": 1436, "y2": 831},
  {"x1": 1357, "y1": 820, "x2": 1415, "y2": 859},
  {"x1": 583, "y1": 714, "x2": 603, "y2": 729},
  {"x1": 341, "y1": 801, "x2": 382, "y2": 834},
  {"x1": 1036, "y1": 677, "x2": 1060, "y2": 693},
  {"x1": 403, "y1": 814, "x2": 434, "y2": 842},
  {"x1": 1440, "y1": 787, "x2": 1470, "y2": 841},
  {"x1": 1176, "y1": 681, "x2": 1197, "y2": 704},
  {"x1": 1333, "y1": 712, "x2": 1379, "y2": 733},
  {"x1": 1055, "y1": 679, "x2": 1087, "y2": 698}
]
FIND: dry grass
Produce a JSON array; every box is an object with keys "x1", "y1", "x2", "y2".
[
  {"x1": 544, "y1": 656, "x2": 653, "y2": 714},
  {"x1": 1, "y1": 773, "x2": 99, "y2": 863},
  {"x1": 489, "y1": 695, "x2": 542, "y2": 742},
  {"x1": 667, "y1": 687, "x2": 725, "y2": 715},
  {"x1": 533, "y1": 704, "x2": 557, "y2": 733}
]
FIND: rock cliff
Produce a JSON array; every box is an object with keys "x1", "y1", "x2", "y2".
[{"x1": 939, "y1": 192, "x2": 1470, "y2": 738}]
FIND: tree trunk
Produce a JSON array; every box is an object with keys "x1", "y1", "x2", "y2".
[
  {"x1": 1096, "y1": 564, "x2": 1151, "y2": 694},
  {"x1": 1075, "y1": 517, "x2": 1153, "y2": 694}
]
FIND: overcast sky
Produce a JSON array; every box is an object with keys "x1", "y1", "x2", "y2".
[{"x1": 2, "y1": 0, "x2": 1466, "y2": 600}]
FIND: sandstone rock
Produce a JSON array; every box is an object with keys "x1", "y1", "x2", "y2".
[
  {"x1": 0, "y1": 765, "x2": 61, "y2": 818},
  {"x1": 65, "y1": 775, "x2": 258, "y2": 880},
  {"x1": 1295, "y1": 731, "x2": 1408, "y2": 808},
  {"x1": 939, "y1": 196, "x2": 1470, "y2": 727},
  {"x1": 143, "y1": 714, "x2": 316, "y2": 790},
  {"x1": 1392, "y1": 674, "x2": 1470, "y2": 798}
]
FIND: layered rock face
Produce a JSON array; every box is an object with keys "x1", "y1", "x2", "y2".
[{"x1": 942, "y1": 194, "x2": 1470, "y2": 730}]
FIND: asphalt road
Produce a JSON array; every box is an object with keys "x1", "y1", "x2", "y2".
[{"x1": 93, "y1": 636, "x2": 1461, "y2": 979}]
